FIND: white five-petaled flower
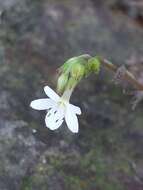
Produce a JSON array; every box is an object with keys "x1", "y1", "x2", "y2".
[{"x1": 30, "y1": 86, "x2": 81, "y2": 133}]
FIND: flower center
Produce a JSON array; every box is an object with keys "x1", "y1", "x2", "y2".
[{"x1": 58, "y1": 98, "x2": 67, "y2": 108}]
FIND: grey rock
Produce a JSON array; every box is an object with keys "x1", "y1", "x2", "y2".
[{"x1": 0, "y1": 0, "x2": 143, "y2": 189}]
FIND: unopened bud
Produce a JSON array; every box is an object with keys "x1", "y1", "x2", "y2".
[
  {"x1": 71, "y1": 63, "x2": 85, "y2": 81},
  {"x1": 87, "y1": 57, "x2": 101, "y2": 74},
  {"x1": 57, "y1": 55, "x2": 101, "y2": 93}
]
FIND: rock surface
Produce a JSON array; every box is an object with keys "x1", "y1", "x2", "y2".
[{"x1": 0, "y1": 0, "x2": 143, "y2": 189}]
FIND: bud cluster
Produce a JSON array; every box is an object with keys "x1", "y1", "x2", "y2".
[{"x1": 57, "y1": 54, "x2": 101, "y2": 93}]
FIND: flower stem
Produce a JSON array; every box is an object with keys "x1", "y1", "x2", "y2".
[{"x1": 99, "y1": 57, "x2": 143, "y2": 91}]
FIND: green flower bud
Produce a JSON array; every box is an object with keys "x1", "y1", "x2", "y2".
[
  {"x1": 57, "y1": 54, "x2": 101, "y2": 93},
  {"x1": 87, "y1": 57, "x2": 101, "y2": 74},
  {"x1": 61, "y1": 54, "x2": 91, "y2": 75},
  {"x1": 57, "y1": 74, "x2": 69, "y2": 93},
  {"x1": 71, "y1": 63, "x2": 85, "y2": 81}
]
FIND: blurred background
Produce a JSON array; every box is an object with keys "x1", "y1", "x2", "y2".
[{"x1": 0, "y1": 0, "x2": 143, "y2": 189}]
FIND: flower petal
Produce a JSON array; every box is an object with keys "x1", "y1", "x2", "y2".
[
  {"x1": 65, "y1": 105, "x2": 79, "y2": 133},
  {"x1": 45, "y1": 107, "x2": 64, "y2": 130},
  {"x1": 44, "y1": 86, "x2": 60, "y2": 102},
  {"x1": 69, "y1": 104, "x2": 81, "y2": 115},
  {"x1": 30, "y1": 98, "x2": 55, "y2": 110}
]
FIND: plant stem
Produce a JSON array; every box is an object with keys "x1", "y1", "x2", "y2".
[{"x1": 99, "y1": 57, "x2": 143, "y2": 91}]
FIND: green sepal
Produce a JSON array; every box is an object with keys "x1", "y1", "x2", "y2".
[{"x1": 57, "y1": 73, "x2": 69, "y2": 93}]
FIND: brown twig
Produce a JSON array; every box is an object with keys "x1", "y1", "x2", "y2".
[{"x1": 99, "y1": 57, "x2": 143, "y2": 91}]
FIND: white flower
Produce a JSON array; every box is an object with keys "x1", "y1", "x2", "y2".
[{"x1": 30, "y1": 86, "x2": 81, "y2": 133}]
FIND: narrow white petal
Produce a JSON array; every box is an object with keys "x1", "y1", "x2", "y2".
[
  {"x1": 65, "y1": 105, "x2": 79, "y2": 133},
  {"x1": 44, "y1": 86, "x2": 60, "y2": 102},
  {"x1": 45, "y1": 107, "x2": 64, "y2": 130},
  {"x1": 69, "y1": 104, "x2": 81, "y2": 115},
  {"x1": 30, "y1": 99, "x2": 55, "y2": 110}
]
